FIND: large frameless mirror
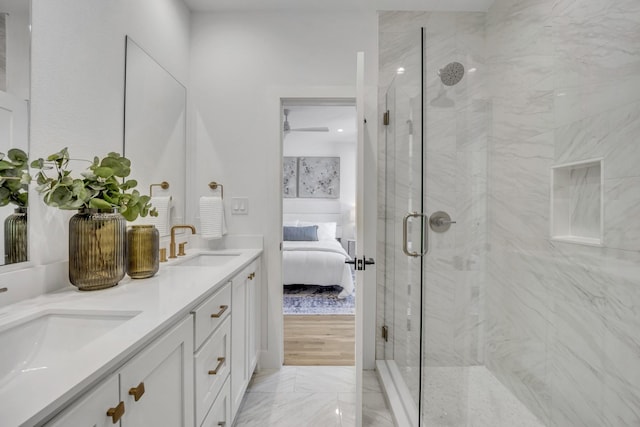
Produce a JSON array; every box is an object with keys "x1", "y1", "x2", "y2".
[
  {"x1": 123, "y1": 36, "x2": 186, "y2": 236},
  {"x1": 0, "y1": 0, "x2": 29, "y2": 267}
]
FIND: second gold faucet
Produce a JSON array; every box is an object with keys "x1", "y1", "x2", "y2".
[{"x1": 169, "y1": 225, "x2": 196, "y2": 258}]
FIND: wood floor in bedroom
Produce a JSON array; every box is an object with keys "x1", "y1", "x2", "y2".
[{"x1": 284, "y1": 315, "x2": 355, "y2": 366}]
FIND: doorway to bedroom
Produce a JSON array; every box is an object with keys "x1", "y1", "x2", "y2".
[{"x1": 281, "y1": 100, "x2": 357, "y2": 366}]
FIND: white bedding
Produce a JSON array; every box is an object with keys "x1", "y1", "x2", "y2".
[{"x1": 282, "y1": 240, "x2": 354, "y2": 298}]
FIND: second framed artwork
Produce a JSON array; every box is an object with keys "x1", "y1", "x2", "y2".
[{"x1": 283, "y1": 156, "x2": 340, "y2": 199}]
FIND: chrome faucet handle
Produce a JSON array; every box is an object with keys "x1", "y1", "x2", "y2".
[{"x1": 429, "y1": 211, "x2": 456, "y2": 233}]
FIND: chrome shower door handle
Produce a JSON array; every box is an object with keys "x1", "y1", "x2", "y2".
[{"x1": 402, "y1": 212, "x2": 428, "y2": 257}]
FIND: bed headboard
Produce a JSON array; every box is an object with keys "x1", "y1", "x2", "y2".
[{"x1": 283, "y1": 199, "x2": 347, "y2": 238}]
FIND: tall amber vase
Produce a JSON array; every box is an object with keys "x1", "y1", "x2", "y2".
[
  {"x1": 4, "y1": 207, "x2": 27, "y2": 264},
  {"x1": 126, "y1": 225, "x2": 159, "y2": 279},
  {"x1": 69, "y1": 208, "x2": 126, "y2": 291}
]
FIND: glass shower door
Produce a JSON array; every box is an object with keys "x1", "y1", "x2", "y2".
[
  {"x1": 380, "y1": 25, "x2": 479, "y2": 426},
  {"x1": 381, "y1": 28, "x2": 425, "y2": 426}
]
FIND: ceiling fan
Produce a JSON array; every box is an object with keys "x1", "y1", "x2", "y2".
[{"x1": 283, "y1": 108, "x2": 330, "y2": 134}]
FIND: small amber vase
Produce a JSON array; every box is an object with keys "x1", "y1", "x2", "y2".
[
  {"x1": 127, "y1": 225, "x2": 159, "y2": 279},
  {"x1": 4, "y1": 207, "x2": 27, "y2": 264},
  {"x1": 69, "y1": 208, "x2": 126, "y2": 291}
]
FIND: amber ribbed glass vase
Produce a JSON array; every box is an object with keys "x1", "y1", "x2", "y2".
[
  {"x1": 127, "y1": 225, "x2": 159, "y2": 279},
  {"x1": 69, "y1": 208, "x2": 126, "y2": 291},
  {"x1": 4, "y1": 207, "x2": 27, "y2": 265}
]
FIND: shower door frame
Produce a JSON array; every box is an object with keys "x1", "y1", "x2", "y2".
[{"x1": 376, "y1": 27, "x2": 427, "y2": 427}]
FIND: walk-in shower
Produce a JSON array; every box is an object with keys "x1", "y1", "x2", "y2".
[
  {"x1": 376, "y1": 17, "x2": 539, "y2": 427},
  {"x1": 378, "y1": 4, "x2": 640, "y2": 426}
]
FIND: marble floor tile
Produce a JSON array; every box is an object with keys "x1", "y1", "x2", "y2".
[
  {"x1": 338, "y1": 392, "x2": 396, "y2": 427},
  {"x1": 234, "y1": 392, "x2": 341, "y2": 427},
  {"x1": 294, "y1": 366, "x2": 356, "y2": 393},
  {"x1": 235, "y1": 366, "x2": 393, "y2": 427},
  {"x1": 363, "y1": 370, "x2": 383, "y2": 393},
  {"x1": 246, "y1": 366, "x2": 297, "y2": 393}
]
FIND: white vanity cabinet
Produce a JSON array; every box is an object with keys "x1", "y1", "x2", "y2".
[
  {"x1": 230, "y1": 260, "x2": 260, "y2": 420},
  {"x1": 200, "y1": 376, "x2": 231, "y2": 427},
  {"x1": 119, "y1": 315, "x2": 194, "y2": 427},
  {"x1": 192, "y1": 282, "x2": 232, "y2": 426},
  {"x1": 45, "y1": 315, "x2": 194, "y2": 427},
  {"x1": 45, "y1": 374, "x2": 120, "y2": 427},
  {"x1": 34, "y1": 252, "x2": 262, "y2": 427}
]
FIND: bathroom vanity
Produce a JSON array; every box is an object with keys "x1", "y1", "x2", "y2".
[{"x1": 0, "y1": 249, "x2": 262, "y2": 427}]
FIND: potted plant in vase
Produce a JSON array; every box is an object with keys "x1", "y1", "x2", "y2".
[
  {"x1": 0, "y1": 148, "x2": 30, "y2": 264},
  {"x1": 31, "y1": 148, "x2": 157, "y2": 290}
]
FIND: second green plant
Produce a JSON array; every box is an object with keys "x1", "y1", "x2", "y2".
[{"x1": 31, "y1": 147, "x2": 157, "y2": 221}]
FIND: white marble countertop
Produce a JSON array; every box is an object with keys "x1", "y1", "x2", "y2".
[{"x1": 0, "y1": 248, "x2": 262, "y2": 427}]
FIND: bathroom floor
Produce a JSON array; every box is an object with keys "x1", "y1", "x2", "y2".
[{"x1": 234, "y1": 366, "x2": 394, "y2": 426}]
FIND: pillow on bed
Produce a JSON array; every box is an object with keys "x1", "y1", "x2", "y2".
[
  {"x1": 283, "y1": 225, "x2": 319, "y2": 241},
  {"x1": 299, "y1": 221, "x2": 337, "y2": 241}
]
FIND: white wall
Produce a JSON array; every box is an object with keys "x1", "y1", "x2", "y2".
[
  {"x1": 0, "y1": 0, "x2": 190, "y2": 305},
  {"x1": 4, "y1": 0, "x2": 29, "y2": 99},
  {"x1": 189, "y1": 10, "x2": 378, "y2": 367}
]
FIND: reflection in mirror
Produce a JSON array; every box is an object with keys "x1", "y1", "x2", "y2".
[
  {"x1": 124, "y1": 36, "x2": 186, "y2": 237},
  {"x1": 0, "y1": 0, "x2": 29, "y2": 266}
]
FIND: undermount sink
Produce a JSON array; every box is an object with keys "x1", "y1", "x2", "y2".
[
  {"x1": 171, "y1": 253, "x2": 241, "y2": 267},
  {"x1": 0, "y1": 310, "x2": 139, "y2": 388}
]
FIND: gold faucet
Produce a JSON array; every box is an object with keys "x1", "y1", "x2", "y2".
[{"x1": 169, "y1": 225, "x2": 196, "y2": 258}]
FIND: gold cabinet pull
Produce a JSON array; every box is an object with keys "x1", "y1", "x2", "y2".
[
  {"x1": 218, "y1": 422, "x2": 226, "y2": 426},
  {"x1": 208, "y1": 357, "x2": 226, "y2": 375},
  {"x1": 106, "y1": 401, "x2": 125, "y2": 423},
  {"x1": 211, "y1": 305, "x2": 229, "y2": 318},
  {"x1": 128, "y1": 382, "x2": 145, "y2": 402},
  {"x1": 247, "y1": 272, "x2": 255, "y2": 280}
]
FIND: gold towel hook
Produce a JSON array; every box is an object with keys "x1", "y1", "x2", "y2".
[
  {"x1": 149, "y1": 181, "x2": 170, "y2": 197},
  {"x1": 208, "y1": 181, "x2": 224, "y2": 199}
]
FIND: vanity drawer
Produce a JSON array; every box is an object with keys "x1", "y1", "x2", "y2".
[
  {"x1": 195, "y1": 316, "x2": 231, "y2": 426},
  {"x1": 201, "y1": 376, "x2": 231, "y2": 427},
  {"x1": 193, "y1": 281, "x2": 231, "y2": 350}
]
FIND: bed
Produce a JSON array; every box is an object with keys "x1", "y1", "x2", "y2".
[{"x1": 282, "y1": 221, "x2": 354, "y2": 299}]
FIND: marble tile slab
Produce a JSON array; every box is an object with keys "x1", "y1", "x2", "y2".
[
  {"x1": 294, "y1": 366, "x2": 356, "y2": 393},
  {"x1": 234, "y1": 392, "x2": 341, "y2": 427}
]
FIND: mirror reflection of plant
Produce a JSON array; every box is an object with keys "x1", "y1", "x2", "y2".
[
  {"x1": 0, "y1": 148, "x2": 30, "y2": 208},
  {"x1": 30, "y1": 147, "x2": 158, "y2": 222}
]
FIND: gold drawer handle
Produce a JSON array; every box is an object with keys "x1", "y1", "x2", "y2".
[
  {"x1": 218, "y1": 422, "x2": 226, "y2": 426},
  {"x1": 247, "y1": 272, "x2": 255, "y2": 280},
  {"x1": 106, "y1": 401, "x2": 125, "y2": 423},
  {"x1": 208, "y1": 357, "x2": 226, "y2": 375},
  {"x1": 128, "y1": 382, "x2": 145, "y2": 402},
  {"x1": 211, "y1": 305, "x2": 229, "y2": 318}
]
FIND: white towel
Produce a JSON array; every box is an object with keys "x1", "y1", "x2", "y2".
[
  {"x1": 133, "y1": 196, "x2": 172, "y2": 236},
  {"x1": 200, "y1": 196, "x2": 227, "y2": 240}
]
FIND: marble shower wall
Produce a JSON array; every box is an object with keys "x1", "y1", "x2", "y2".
[
  {"x1": 486, "y1": 0, "x2": 640, "y2": 426},
  {"x1": 376, "y1": 10, "x2": 488, "y2": 380}
]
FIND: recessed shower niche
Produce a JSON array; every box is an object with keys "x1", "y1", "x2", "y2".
[{"x1": 551, "y1": 159, "x2": 603, "y2": 246}]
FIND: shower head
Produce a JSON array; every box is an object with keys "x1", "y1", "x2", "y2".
[{"x1": 439, "y1": 62, "x2": 465, "y2": 86}]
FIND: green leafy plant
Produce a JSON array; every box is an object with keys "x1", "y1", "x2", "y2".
[
  {"x1": 0, "y1": 148, "x2": 30, "y2": 208},
  {"x1": 30, "y1": 148, "x2": 157, "y2": 221}
]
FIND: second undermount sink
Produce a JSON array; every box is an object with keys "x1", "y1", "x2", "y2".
[
  {"x1": 171, "y1": 253, "x2": 241, "y2": 267},
  {"x1": 0, "y1": 310, "x2": 139, "y2": 388}
]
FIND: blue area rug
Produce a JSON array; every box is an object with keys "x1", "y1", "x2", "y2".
[{"x1": 283, "y1": 284, "x2": 355, "y2": 315}]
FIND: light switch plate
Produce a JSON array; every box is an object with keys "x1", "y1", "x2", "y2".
[{"x1": 231, "y1": 197, "x2": 249, "y2": 215}]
